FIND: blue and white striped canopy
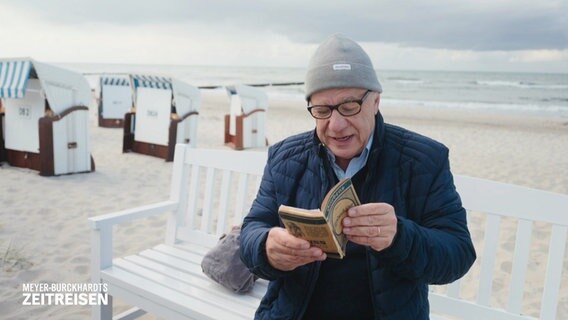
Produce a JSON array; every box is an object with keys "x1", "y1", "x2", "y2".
[
  {"x1": 0, "y1": 61, "x2": 33, "y2": 98},
  {"x1": 131, "y1": 74, "x2": 172, "y2": 90},
  {"x1": 101, "y1": 77, "x2": 129, "y2": 87}
]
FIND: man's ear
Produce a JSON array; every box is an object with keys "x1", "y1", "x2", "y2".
[{"x1": 375, "y1": 94, "x2": 381, "y2": 115}]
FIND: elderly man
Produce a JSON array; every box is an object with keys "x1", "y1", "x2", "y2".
[{"x1": 240, "y1": 34, "x2": 476, "y2": 320}]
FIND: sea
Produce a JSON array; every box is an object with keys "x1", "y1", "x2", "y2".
[{"x1": 63, "y1": 63, "x2": 568, "y2": 117}]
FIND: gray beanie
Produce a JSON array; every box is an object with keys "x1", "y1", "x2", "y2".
[{"x1": 305, "y1": 34, "x2": 382, "y2": 100}]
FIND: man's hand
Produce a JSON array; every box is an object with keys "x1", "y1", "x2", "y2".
[
  {"x1": 342, "y1": 203, "x2": 397, "y2": 252},
  {"x1": 265, "y1": 227, "x2": 326, "y2": 271}
]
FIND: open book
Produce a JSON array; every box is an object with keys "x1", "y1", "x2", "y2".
[{"x1": 278, "y1": 178, "x2": 361, "y2": 259}]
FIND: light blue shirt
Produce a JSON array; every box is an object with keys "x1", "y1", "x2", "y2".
[{"x1": 326, "y1": 134, "x2": 374, "y2": 180}]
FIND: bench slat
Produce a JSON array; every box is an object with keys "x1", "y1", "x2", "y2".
[
  {"x1": 144, "y1": 246, "x2": 203, "y2": 265},
  {"x1": 201, "y1": 166, "x2": 216, "y2": 234},
  {"x1": 235, "y1": 172, "x2": 249, "y2": 222},
  {"x1": 176, "y1": 228, "x2": 218, "y2": 248},
  {"x1": 477, "y1": 214, "x2": 501, "y2": 306},
  {"x1": 540, "y1": 225, "x2": 568, "y2": 320},
  {"x1": 113, "y1": 259, "x2": 256, "y2": 316},
  {"x1": 101, "y1": 266, "x2": 252, "y2": 319},
  {"x1": 446, "y1": 279, "x2": 461, "y2": 298},
  {"x1": 216, "y1": 169, "x2": 233, "y2": 235},
  {"x1": 125, "y1": 254, "x2": 202, "y2": 280},
  {"x1": 186, "y1": 164, "x2": 200, "y2": 230},
  {"x1": 151, "y1": 244, "x2": 269, "y2": 296},
  {"x1": 183, "y1": 148, "x2": 267, "y2": 174},
  {"x1": 135, "y1": 248, "x2": 267, "y2": 300},
  {"x1": 171, "y1": 243, "x2": 270, "y2": 290},
  {"x1": 107, "y1": 283, "x2": 190, "y2": 320},
  {"x1": 174, "y1": 239, "x2": 212, "y2": 256},
  {"x1": 117, "y1": 256, "x2": 261, "y2": 308},
  {"x1": 507, "y1": 219, "x2": 532, "y2": 314},
  {"x1": 429, "y1": 293, "x2": 536, "y2": 320},
  {"x1": 456, "y1": 175, "x2": 568, "y2": 225}
]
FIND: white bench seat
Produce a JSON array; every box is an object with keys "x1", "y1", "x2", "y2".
[{"x1": 101, "y1": 241, "x2": 269, "y2": 320}]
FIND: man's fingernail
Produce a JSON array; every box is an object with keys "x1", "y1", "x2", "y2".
[{"x1": 343, "y1": 218, "x2": 351, "y2": 226}]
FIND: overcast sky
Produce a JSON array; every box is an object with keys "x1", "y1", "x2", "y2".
[{"x1": 1, "y1": 0, "x2": 567, "y2": 73}]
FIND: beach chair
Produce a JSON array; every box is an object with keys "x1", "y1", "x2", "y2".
[
  {"x1": 123, "y1": 75, "x2": 200, "y2": 161},
  {"x1": 0, "y1": 99, "x2": 5, "y2": 163},
  {"x1": 98, "y1": 76, "x2": 132, "y2": 128},
  {"x1": 224, "y1": 84, "x2": 268, "y2": 150},
  {"x1": 0, "y1": 58, "x2": 94, "y2": 176}
]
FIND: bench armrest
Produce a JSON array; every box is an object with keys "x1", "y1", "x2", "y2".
[
  {"x1": 89, "y1": 200, "x2": 178, "y2": 230},
  {"x1": 90, "y1": 200, "x2": 179, "y2": 282}
]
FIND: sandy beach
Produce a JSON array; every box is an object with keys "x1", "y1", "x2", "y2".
[{"x1": 0, "y1": 89, "x2": 567, "y2": 319}]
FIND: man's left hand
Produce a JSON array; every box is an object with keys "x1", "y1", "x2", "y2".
[{"x1": 342, "y1": 203, "x2": 397, "y2": 252}]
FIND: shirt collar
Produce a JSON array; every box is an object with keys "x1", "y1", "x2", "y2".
[{"x1": 326, "y1": 134, "x2": 374, "y2": 180}]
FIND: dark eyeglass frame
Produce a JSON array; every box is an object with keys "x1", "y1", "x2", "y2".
[{"x1": 307, "y1": 90, "x2": 373, "y2": 119}]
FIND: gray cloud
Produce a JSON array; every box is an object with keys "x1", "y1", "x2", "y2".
[{"x1": 3, "y1": 0, "x2": 567, "y2": 51}]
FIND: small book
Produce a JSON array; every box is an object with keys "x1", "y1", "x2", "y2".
[{"x1": 278, "y1": 178, "x2": 361, "y2": 259}]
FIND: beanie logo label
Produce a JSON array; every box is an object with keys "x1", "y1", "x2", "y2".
[{"x1": 332, "y1": 64, "x2": 351, "y2": 71}]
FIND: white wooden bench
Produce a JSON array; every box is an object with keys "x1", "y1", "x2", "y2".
[
  {"x1": 90, "y1": 144, "x2": 567, "y2": 319},
  {"x1": 430, "y1": 176, "x2": 567, "y2": 319}
]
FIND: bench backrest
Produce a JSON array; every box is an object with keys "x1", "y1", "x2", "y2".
[
  {"x1": 430, "y1": 175, "x2": 568, "y2": 320},
  {"x1": 166, "y1": 145, "x2": 267, "y2": 248},
  {"x1": 166, "y1": 145, "x2": 567, "y2": 319}
]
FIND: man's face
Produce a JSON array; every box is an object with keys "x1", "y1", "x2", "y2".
[{"x1": 311, "y1": 87, "x2": 379, "y2": 169}]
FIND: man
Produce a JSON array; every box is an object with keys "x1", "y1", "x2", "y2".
[{"x1": 240, "y1": 34, "x2": 476, "y2": 320}]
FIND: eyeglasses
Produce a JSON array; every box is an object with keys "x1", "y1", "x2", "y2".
[{"x1": 307, "y1": 90, "x2": 372, "y2": 119}]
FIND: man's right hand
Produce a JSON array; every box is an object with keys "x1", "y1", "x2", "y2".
[{"x1": 266, "y1": 227, "x2": 326, "y2": 271}]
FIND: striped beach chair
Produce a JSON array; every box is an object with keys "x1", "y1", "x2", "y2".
[
  {"x1": 123, "y1": 75, "x2": 200, "y2": 161},
  {"x1": 98, "y1": 75, "x2": 132, "y2": 128},
  {"x1": 0, "y1": 58, "x2": 94, "y2": 176}
]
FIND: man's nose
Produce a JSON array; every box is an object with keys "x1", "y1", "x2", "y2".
[{"x1": 327, "y1": 109, "x2": 348, "y2": 131}]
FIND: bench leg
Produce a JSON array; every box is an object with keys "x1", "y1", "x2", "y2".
[
  {"x1": 91, "y1": 295, "x2": 112, "y2": 320},
  {"x1": 91, "y1": 227, "x2": 114, "y2": 319}
]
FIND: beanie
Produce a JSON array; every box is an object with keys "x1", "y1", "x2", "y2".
[{"x1": 305, "y1": 34, "x2": 382, "y2": 100}]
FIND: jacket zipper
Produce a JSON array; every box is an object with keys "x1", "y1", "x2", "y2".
[
  {"x1": 295, "y1": 262, "x2": 320, "y2": 320},
  {"x1": 296, "y1": 148, "x2": 328, "y2": 319}
]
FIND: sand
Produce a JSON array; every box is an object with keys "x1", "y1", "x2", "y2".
[{"x1": 0, "y1": 89, "x2": 567, "y2": 319}]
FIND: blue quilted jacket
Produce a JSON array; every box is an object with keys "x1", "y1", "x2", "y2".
[{"x1": 240, "y1": 113, "x2": 476, "y2": 319}]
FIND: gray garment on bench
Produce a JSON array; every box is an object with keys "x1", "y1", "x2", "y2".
[{"x1": 201, "y1": 225, "x2": 257, "y2": 294}]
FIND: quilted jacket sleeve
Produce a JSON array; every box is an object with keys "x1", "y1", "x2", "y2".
[
  {"x1": 240, "y1": 146, "x2": 290, "y2": 280},
  {"x1": 373, "y1": 148, "x2": 476, "y2": 284}
]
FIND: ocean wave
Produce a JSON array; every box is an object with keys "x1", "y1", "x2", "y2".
[
  {"x1": 540, "y1": 97, "x2": 568, "y2": 103},
  {"x1": 386, "y1": 77, "x2": 425, "y2": 85},
  {"x1": 475, "y1": 80, "x2": 568, "y2": 90},
  {"x1": 257, "y1": 88, "x2": 568, "y2": 115},
  {"x1": 382, "y1": 98, "x2": 568, "y2": 115}
]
